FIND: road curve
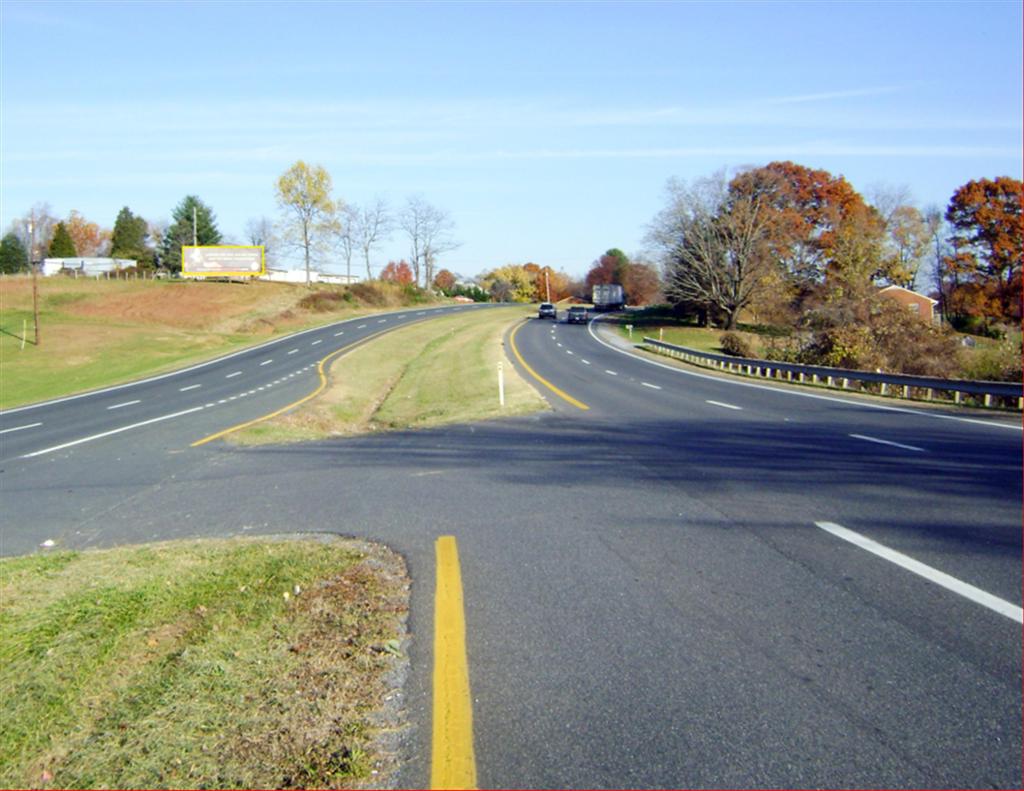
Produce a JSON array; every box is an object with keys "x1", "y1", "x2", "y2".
[{"x1": 1, "y1": 307, "x2": 1020, "y2": 788}]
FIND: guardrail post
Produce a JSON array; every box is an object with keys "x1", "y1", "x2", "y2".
[
  {"x1": 984, "y1": 394, "x2": 992, "y2": 408},
  {"x1": 826, "y1": 376, "x2": 834, "y2": 387},
  {"x1": 903, "y1": 385, "x2": 910, "y2": 399},
  {"x1": 880, "y1": 383, "x2": 889, "y2": 396},
  {"x1": 954, "y1": 391, "x2": 962, "y2": 405},
  {"x1": 926, "y1": 388, "x2": 934, "y2": 401},
  {"x1": 842, "y1": 378, "x2": 849, "y2": 389}
]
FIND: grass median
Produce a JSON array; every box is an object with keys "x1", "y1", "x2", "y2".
[
  {"x1": 0, "y1": 537, "x2": 409, "y2": 790},
  {"x1": 228, "y1": 306, "x2": 547, "y2": 445}
]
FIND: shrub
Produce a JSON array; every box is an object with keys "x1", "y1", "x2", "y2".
[
  {"x1": 297, "y1": 290, "x2": 346, "y2": 311},
  {"x1": 719, "y1": 332, "x2": 753, "y2": 358}
]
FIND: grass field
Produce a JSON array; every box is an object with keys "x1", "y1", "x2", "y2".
[
  {"x1": 229, "y1": 306, "x2": 547, "y2": 445},
  {"x1": 0, "y1": 537, "x2": 409, "y2": 790},
  {"x1": 0, "y1": 275, "x2": 440, "y2": 409}
]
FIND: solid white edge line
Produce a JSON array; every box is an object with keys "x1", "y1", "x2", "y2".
[
  {"x1": 706, "y1": 400, "x2": 742, "y2": 410},
  {"x1": 0, "y1": 422, "x2": 42, "y2": 435},
  {"x1": 850, "y1": 433, "x2": 925, "y2": 452},
  {"x1": 22, "y1": 406, "x2": 206, "y2": 459},
  {"x1": 816, "y1": 521, "x2": 1023, "y2": 623},
  {"x1": 106, "y1": 400, "x2": 141, "y2": 410},
  {"x1": 585, "y1": 318, "x2": 1021, "y2": 433}
]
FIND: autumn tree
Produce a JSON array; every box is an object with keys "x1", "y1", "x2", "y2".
[
  {"x1": 0, "y1": 233, "x2": 29, "y2": 273},
  {"x1": 161, "y1": 196, "x2": 221, "y2": 271},
  {"x1": 380, "y1": 259, "x2": 414, "y2": 285},
  {"x1": 110, "y1": 207, "x2": 153, "y2": 266},
  {"x1": 621, "y1": 258, "x2": 662, "y2": 305},
  {"x1": 65, "y1": 210, "x2": 110, "y2": 257},
  {"x1": 585, "y1": 248, "x2": 630, "y2": 288},
  {"x1": 944, "y1": 177, "x2": 1022, "y2": 325},
  {"x1": 48, "y1": 222, "x2": 77, "y2": 258},
  {"x1": 729, "y1": 161, "x2": 872, "y2": 287},
  {"x1": 879, "y1": 205, "x2": 930, "y2": 288},
  {"x1": 275, "y1": 161, "x2": 338, "y2": 286},
  {"x1": 433, "y1": 268, "x2": 457, "y2": 292},
  {"x1": 481, "y1": 264, "x2": 536, "y2": 302}
]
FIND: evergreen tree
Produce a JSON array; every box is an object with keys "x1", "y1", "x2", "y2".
[
  {"x1": 162, "y1": 196, "x2": 222, "y2": 272},
  {"x1": 0, "y1": 232, "x2": 29, "y2": 273},
  {"x1": 110, "y1": 207, "x2": 153, "y2": 266},
  {"x1": 48, "y1": 222, "x2": 77, "y2": 258}
]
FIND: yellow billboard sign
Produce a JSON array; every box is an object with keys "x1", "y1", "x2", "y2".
[{"x1": 182, "y1": 246, "x2": 265, "y2": 277}]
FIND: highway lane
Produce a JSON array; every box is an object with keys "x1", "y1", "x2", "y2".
[
  {"x1": 0, "y1": 303, "x2": 488, "y2": 462},
  {"x1": 1, "y1": 307, "x2": 1020, "y2": 787}
]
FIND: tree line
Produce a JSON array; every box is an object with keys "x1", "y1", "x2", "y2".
[
  {"x1": 647, "y1": 161, "x2": 1021, "y2": 335},
  {"x1": 0, "y1": 160, "x2": 462, "y2": 290}
]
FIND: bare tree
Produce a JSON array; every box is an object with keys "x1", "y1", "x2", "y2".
[
  {"x1": 648, "y1": 173, "x2": 774, "y2": 329},
  {"x1": 245, "y1": 216, "x2": 278, "y2": 266},
  {"x1": 353, "y1": 197, "x2": 392, "y2": 280},
  {"x1": 399, "y1": 196, "x2": 460, "y2": 287},
  {"x1": 335, "y1": 204, "x2": 358, "y2": 283}
]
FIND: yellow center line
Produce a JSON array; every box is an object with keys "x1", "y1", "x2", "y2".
[
  {"x1": 190, "y1": 324, "x2": 419, "y2": 447},
  {"x1": 432, "y1": 536, "x2": 477, "y2": 790},
  {"x1": 508, "y1": 321, "x2": 590, "y2": 411}
]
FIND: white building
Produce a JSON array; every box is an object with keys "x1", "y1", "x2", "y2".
[
  {"x1": 42, "y1": 257, "x2": 137, "y2": 276},
  {"x1": 259, "y1": 268, "x2": 360, "y2": 285}
]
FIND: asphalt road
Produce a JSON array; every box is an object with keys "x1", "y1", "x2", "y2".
[{"x1": 1, "y1": 308, "x2": 1020, "y2": 788}]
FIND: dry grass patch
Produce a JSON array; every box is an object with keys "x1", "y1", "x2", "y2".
[{"x1": 0, "y1": 537, "x2": 409, "y2": 789}]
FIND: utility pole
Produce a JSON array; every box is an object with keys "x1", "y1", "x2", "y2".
[
  {"x1": 28, "y1": 217, "x2": 40, "y2": 347},
  {"x1": 193, "y1": 206, "x2": 198, "y2": 246},
  {"x1": 544, "y1": 269, "x2": 551, "y2": 303}
]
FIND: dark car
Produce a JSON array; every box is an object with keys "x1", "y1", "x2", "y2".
[
  {"x1": 538, "y1": 303, "x2": 557, "y2": 320},
  {"x1": 566, "y1": 306, "x2": 588, "y2": 324}
]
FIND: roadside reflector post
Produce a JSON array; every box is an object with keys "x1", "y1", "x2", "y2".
[
  {"x1": 498, "y1": 361, "x2": 505, "y2": 407},
  {"x1": 626, "y1": 324, "x2": 633, "y2": 339}
]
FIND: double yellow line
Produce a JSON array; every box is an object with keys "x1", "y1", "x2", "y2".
[
  {"x1": 508, "y1": 321, "x2": 589, "y2": 411},
  {"x1": 190, "y1": 323, "x2": 419, "y2": 447}
]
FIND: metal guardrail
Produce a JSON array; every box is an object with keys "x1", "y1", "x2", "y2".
[{"x1": 642, "y1": 337, "x2": 1023, "y2": 410}]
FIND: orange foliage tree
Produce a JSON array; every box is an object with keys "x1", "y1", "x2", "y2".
[
  {"x1": 433, "y1": 268, "x2": 457, "y2": 292},
  {"x1": 943, "y1": 177, "x2": 1022, "y2": 325},
  {"x1": 380, "y1": 259, "x2": 414, "y2": 285},
  {"x1": 65, "y1": 210, "x2": 111, "y2": 257}
]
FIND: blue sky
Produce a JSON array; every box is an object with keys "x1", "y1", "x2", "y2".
[{"x1": 2, "y1": 0, "x2": 1021, "y2": 279}]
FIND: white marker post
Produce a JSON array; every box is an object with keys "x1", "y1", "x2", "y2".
[{"x1": 498, "y1": 361, "x2": 505, "y2": 407}]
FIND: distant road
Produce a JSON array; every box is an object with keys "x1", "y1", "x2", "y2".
[
  {"x1": 2, "y1": 308, "x2": 1020, "y2": 788},
  {"x1": 0, "y1": 303, "x2": 490, "y2": 463}
]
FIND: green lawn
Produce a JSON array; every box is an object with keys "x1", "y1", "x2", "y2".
[
  {"x1": 0, "y1": 538, "x2": 408, "y2": 789},
  {"x1": 229, "y1": 306, "x2": 547, "y2": 444}
]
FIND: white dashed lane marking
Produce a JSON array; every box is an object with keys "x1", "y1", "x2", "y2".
[
  {"x1": 0, "y1": 422, "x2": 42, "y2": 435},
  {"x1": 107, "y1": 400, "x2": 141, "y2": 410}
]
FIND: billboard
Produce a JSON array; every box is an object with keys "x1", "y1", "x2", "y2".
[{"x1": 182, "y1": 246, "x2": 265, "y2": 277}]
